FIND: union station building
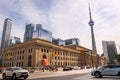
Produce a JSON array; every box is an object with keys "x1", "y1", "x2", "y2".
[{"x1": 0, "y1": 38, "x2": 107, "y2": 68}]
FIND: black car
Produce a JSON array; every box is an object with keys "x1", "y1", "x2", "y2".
[{"x1": 63, "y1": 67, "x2": 73, "y2": 71}]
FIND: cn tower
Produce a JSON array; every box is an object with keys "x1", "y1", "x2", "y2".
[{"x1": 88, "y1": 4, "x2": 97, "y2": 54}]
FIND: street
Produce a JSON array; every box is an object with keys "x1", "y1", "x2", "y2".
[
  {"x1": 27, "y1": 74, "x2": 120, "y2": 80},
  {"x1": 28, "y1": 73, "x2": 120, "y2": 80},
  {"x1": 72, "y1": 74, "x2": 120, "y2": 80},
  {"x1": 0, "y1": 69, "x2": 120, "y2": 80}
]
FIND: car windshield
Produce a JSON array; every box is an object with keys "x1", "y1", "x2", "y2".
[{"x1": 13, "y1": 67, "x2": 23, "y2": 70}]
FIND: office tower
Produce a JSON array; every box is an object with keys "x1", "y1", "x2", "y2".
[
  {"x1": 65, "y1": 38, "x2": 80, "y2": 45},
  {"x1": 102, "y1": 41, "x2": 117, "y2": 63},
  {"x1": 52, "y1": 38, "x2": 65, "y2": 46},
  {"x1": 88, "y1": 5, "x2": 97, "y2": 54},
  {"x1": 1, "y1": 18, "x2": 12, "y2": 49},
  {"x1": 24, "y1": 23, "x2": 34, "y2": 41},
  {"x1": 36, "y1": 24, "x2": 42, "y2": 31},
  {"x1": 32, "y1": 24, "x2": 52, "y2": 42},
  {"x1": 10, "y1": 36, "x2": 21, "y2": 45}
]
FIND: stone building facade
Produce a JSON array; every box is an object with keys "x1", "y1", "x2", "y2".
[{"x1": 1, "y1": 38, "x2": 106, "y2": 67}]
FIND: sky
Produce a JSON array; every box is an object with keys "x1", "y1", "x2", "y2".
[{"x1": 0, "y1": 0, "x2": 120, "y2": 55}]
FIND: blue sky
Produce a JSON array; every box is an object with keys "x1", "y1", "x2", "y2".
[{"x1": 0, "y1": 0, "x2": 120, "y2": 55}]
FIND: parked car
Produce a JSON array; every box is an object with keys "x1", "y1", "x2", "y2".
[
  {"x1": 91, "y1": 64, "x2": 120, "y2": 78},
  {"x1": 2, "y1": 67, "x2": 29, "y2": 80},
  {"x1": 63, "y1": 67, "x2": 73, "y2": 71},
  {"x1": 72, "y1": 66, "x2": 80, "y2": 70}
]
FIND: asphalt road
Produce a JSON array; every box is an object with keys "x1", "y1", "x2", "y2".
[
  {"x1": 27, "y1": 73, "x2": 120, "y2": 80},
  {"x1": 0, "y1": 73, "x2": 88, "y2": 80},
  {"x1": 0, "y1": 73, "x2": 120, "y2": 80},
  {"x1": 72, "y1": 74, "x2": 120, "y2": 80},
  {"x1": 28, "y1": 73, "x2": 89, "y2": 80},
  {"x1": 0, "y1": 69, "x2": 120, "y2": 80},
  {"x1": 0, "y1": 69, "x2": 92, "y2": 80}
]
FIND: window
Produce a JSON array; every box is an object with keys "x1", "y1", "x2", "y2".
[
  {"x1": 41, "y1": 49, "x2": 43, "y2": 52},
  {"x1": 23, "y1": 50, "x2": 24, "y2": 53},
  {"x1": 22, "y1": 62, "x2": 23, "y2": 66},
  {"x1": 22, "y1": 56, "x2": 24, "y2": 59},
  {"x1": 55, "y1": 57, "x2": 57, "y2": 60},
  {"x1": 44, "y1": 49, "x2": 46, "y2": 52},
  {"x1": 20, "y1": 56, "x2": 21, "y2": 60},
  {"x1": 13, "y1": 67, "x2": 23, "y2": 70},
  {"x1": 58, "y1": 57, "x2": 59, "y2": 60},
  {"x1": 47, "y1": 50, "x2": 49, "y2": 53},
  {"x1": 28, "y1": 55, "x2": 32, "y2": 67}
]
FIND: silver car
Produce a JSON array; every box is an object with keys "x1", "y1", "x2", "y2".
[
  {"x1": 91, "y1": 65, "x2": 120, "y2": 78},
  {"x1": 2, "y1": 67, "x2": 29, "y2": 80}
]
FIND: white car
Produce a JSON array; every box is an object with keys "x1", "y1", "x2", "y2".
[
  {"x1": 2, "y1": 67, "x2": 29, "y2": 80},
  {"x1": 91, "y1": 65, "x2": 120, "y2": 78}
]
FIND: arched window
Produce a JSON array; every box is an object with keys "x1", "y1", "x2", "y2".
[{"x1": 28, "y1": 55, "x2": 32, "y2": 67}]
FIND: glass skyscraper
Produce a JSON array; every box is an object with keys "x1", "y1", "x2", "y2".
[
  {"x1": 102, "y1": 41, "x2": 117, "y2": 63},
  {"x1": 52, "y1": 38, "x2": 80, "y2": 46},
  {"x1": 10, "y1": 36, "x2": 21, "y2": 45},
  {"x1": 1, "y1": 18, "x2": 12, "y2": 49},
  {"x1": 52, "y1": 38, "x2": 65, "y2": 46},
  {"x1": 24, "y1": 23, "x2": 34, "y2": 41},
  {"x1": 65, "y1": 38, "x2": 80, "y2": 45},
  {"x1": 33, "y1": 24, "x2": 52, "y2": 42}
]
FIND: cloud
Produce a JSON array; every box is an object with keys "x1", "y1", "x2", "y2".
[
  {"x1": 0, "y1": 0, "x2": 49, "y2": 41},
  {"x1": 18, "y1": 0, "x2": 47, "y2": 24},
  {"x1": 50, "y1": 0, "x2": 89, "y2": 36},
  {"x1": 49, "y1": 0, "x2": 92, "y2": 50},
  {"x1": 0, "y1": 0, "x2": 120, "y2": 55}
]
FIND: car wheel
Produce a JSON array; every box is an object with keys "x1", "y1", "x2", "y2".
[
  {"x1": 24, "y1": 75, "x2": 28, "y2": 80},
  {"x1": 118, "y1": 72, "x2": 120, "y2": 76},
  {"x1": 12, "y1": 74, "x2": 17, "y2": 80},
  {"x1": 2, "y1": 74, "x2": 6, "y2": 79},
  {"x1": 94, "y1": 72, "x2": 102, "y2": 78}
]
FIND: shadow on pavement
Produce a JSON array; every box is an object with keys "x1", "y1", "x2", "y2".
[
  {"x1": 92, "y1": 76, "x2": 120, "y2": 79},
  {"x1": 0, "y1": 78, "x2": 25, "y2": 80}
]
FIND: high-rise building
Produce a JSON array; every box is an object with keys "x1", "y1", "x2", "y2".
[
  {"x1": 32, "y1": 24, "x2": 52, "y2": 42},
  {"x1": 65, "y1": 38, "x2": 80, "y2": 45},
  {"x1": 52, "y1": 38, "x2": 80, "y2": 46},
  {"x1": 1, "y1": 18, "x2": 12, "y2": 49},
  {"x1": 52, "y1": 38, "x2": 65, "y2": 46},
  {"x1": 36, "y1": 24, "x2": 42, "y2": 31},
  {"x1": 10, "y1": 36, "x2": 21, "y2": 45},
  {"x1": 102, "y1": 41, "x2": 117, "y2": 63},
  {"x1": 88, "y1": 5, "x2": 97, "y2": 54},
  {"x1": 24, "y1": 23, "x2": 34, "y2": 41}
]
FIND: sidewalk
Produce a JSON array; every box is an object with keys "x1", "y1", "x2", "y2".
[
  {"x1": 28, "y1": 68, "x2": 92, "y2": 79},
  {"x1": 0, "y1": 68, "x2": 92, "y2": 79}
]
